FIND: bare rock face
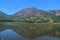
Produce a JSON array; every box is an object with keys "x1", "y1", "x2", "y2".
[
  {"x1": 49, "y1": 10, "x2": 60, "y2": 16},
  {"x1": 12, "y1": 7, "x2": 56, "y2": 20}
]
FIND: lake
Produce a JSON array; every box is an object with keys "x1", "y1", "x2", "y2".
[{"x1": 0, "y1": 22, "x2": 60, "y2": 40}]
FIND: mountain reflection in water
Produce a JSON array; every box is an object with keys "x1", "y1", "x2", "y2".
[
  {"x1": 0, "y1": 29, "x2": 25, "y2": 40},
  {"x1": 0, "y1": 29, "x2": 60, "y2": 40},
  {"x1": 0, "y1": 22, "x2": 60, "y2": 40}
]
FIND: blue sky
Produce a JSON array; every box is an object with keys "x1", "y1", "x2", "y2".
[{"x1": 0, "y1": 0, "x2": 60, "y2": 15}]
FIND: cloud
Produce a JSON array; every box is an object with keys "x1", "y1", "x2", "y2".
[
  {"x1": 2, "y1": 9, "x2": 6, "y2": 10},
  {"x1": 0, "y1": 8, "x2": 6, "y2": 11}
]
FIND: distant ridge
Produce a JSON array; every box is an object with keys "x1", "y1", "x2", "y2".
[{"x1": 0, "y1": 7, "x2": 60, "y2": 21}]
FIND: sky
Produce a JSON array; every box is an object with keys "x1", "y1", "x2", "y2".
[{"x1": 0, "y1": 0, "x2": 60, "y2": 15}]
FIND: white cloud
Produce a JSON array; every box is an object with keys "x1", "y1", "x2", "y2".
[
  {"x1": 0, "y1": 8, "x2": 6, "y2": 11},
  {"x1": 3, "y1": 9, "x2": 6, "y2": 10}
]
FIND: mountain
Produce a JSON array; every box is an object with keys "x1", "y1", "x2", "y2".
[
  {"x1": 0, "y1": 7, "x2": 60, "y2": 22},
  {"x1": 49, "y1": 10, "x2": 60, "y2": 16},
  {"x1": 12, "y1": 7, "x2": 56, "y2": 22},
  {"x1": 0, "y1": 11, "x2": 9, "y2": 20},
  {"x1": 49, "y1": 10, "x2": 60, "y2": 20},
  {"x1": 13, "y1": 7, "x2": 53, "y2": 17}
]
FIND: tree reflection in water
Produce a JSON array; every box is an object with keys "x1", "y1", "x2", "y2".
[{"x1": 0, "y1": 23, "x2": 60, "y2": 39}]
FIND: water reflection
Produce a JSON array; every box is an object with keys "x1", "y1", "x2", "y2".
[
  {"x1": 0, "y1": 29, "x2": 60, "y2": 40},
  {"x1": 0, "y1": 29, "x2": 26, "y2": 40},
  {"x1": 0, "y1": 22, "x2": 60, "y2": 40},
  {"x1": 35, "y1": 36, "x2": 60, "y2": 40}
]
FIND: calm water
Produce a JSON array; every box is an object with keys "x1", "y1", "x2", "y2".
[
  {"x1": 0, "y1": 22, "x2": 60, "y2": 40},
  {"x1": 0, "y1": 29, "x2": 24, "y2": 40}
]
